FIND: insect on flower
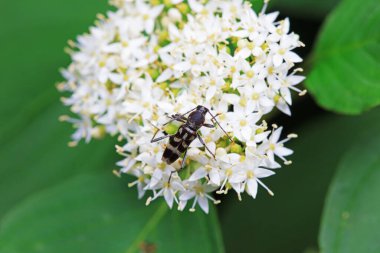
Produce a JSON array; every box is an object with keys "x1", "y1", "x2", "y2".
[{"x1": 151, "y1": 105, "x2": 233, "y2": 171}]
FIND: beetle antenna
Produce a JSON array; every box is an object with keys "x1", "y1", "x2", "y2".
[{"x1": 207, "y1": 111, "x2": 234, "y2": 143}]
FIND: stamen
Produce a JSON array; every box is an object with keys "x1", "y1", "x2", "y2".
[
  {"x1": 150, "y1": 189, "x2": 164, "y2": 202},
  {"x1": 218, "y1": 177, "x2": 229, "y2": 194},
  {"x1": 284, "y1": 160, "x2": 292, "y2": 165},
  {"x1": 292, "y1": 68, "x2": 304, "y2": 74},
  {"x1": 67, "y1": 40, "x2": 75, "y2": 48},
  {"x1": 59, "y1": 115, "x2": 70, "y2": 122},
  {"x1": 299, "y1": 90, "x2": 307, "y2": 96},
  {"x1": 257, "y1": 179, "x2": 274, "y2": 196},
  {"x1": 277, "y1": 155, "x2": 287, "y2": 162},
  {"x1": 56, "y1": 82, "x2": 65, "y2": 91},
  {"x1": 173, "y1": 193, "x2": 179, "y2": 204},
  {"x1": 96, "y1": 13, "x2": 106, "y2": 20},
  {"x1": 113, "y1": 170, "x2": 121, "y2": 177},
  {"x1": 190, "y1": 196, "x2": 198, "y2": 212},
  {"x1": 115, "y1": 145, "x2": 124, "y2": 154},
  {"x1": 237, "y1": 191, "x2": 242, "y2": 201},
  {"x1": 289, "y1": 86, "x2": 302, "y2": 93},
  {"x1": 145, "y1": 197, "x2": 152, "y2": 206},
  {"x1": 279, "y1": 138, "x2": 290, "y2": 144},
  {"x1": 205, "y1": 194, "x2": 217, "y2": 203},
  {"x1": 260, "y1": 0, "x2": 270, "y2": 15},
  {"x1": 68, "y1": 141, "x2": 78, "y2": 147},
  {"x1": 287, "y1": 133, "x2": 298, "y2": 138},
  {"x1": 128, "y1": 180, "x2": 138, "y2": 188}
]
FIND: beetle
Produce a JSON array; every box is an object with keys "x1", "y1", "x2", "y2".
[{"x1": 151, "y1": 105, "x2": 232, "y2": 170}]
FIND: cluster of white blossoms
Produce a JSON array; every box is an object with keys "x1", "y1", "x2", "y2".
[{"x1": 59, "y1": 0, "x2": 305, "y2": 213}]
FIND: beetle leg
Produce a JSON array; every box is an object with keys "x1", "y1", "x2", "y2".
[
  {"x1": 168, "y1": 170, "x2": 177, "y2": 183},
  {"x1": 150, "y1": 123, "x2": 176, "y2": 143},
  {"x1": 180, "y1": 148, "x2": 189, "y2": 169},
  {"x1": 207, "y1": 111, "x2": 233, "y2": 142},
  {"x1": 197, "y1": 132, "x2": 216, "y2": 159},
  {"x1": 151, "y1": 133, "x2": 175, "y2": 143},
  {"x1": 203, "y1": 123, "x2": 215, "y2": 128}
]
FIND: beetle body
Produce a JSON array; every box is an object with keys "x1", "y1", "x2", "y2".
[
  {"x1": 151, "y1": 105, "x2": 231, "y2": 169},
  {"x1": 162, "y1": 125, "x2": 196, "y2": 164},
  {"x1": 162, "y1": 106, "x2": 207, "y2": 164}
]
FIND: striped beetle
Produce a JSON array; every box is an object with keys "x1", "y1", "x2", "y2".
[{"x1": 151, "y1": 105, "x2": 233, "y2": 174}]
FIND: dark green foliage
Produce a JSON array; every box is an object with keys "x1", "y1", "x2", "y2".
[{"x1": 1, "y1": 0, "x2": 380, "y2": 252}]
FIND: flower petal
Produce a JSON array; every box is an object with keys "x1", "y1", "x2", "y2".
[
  {"x1": 156, "y1": 68, "x2": 172, "y2": 83},
  {"x1": 189, "y1": 168, "x2": 208, "y2": 181},
  {"x1": 164, "y1": 189, "x2": 174, "y2": 209},
  {"x1": 198, "y1": 196, "x2": 209, "y2": 214},
  {"x1": 209, "y1": 169, "x2": 221, "y2": 186},
  {"x1": 247, "y1": 179, "x2": 258, "y2": 198}
]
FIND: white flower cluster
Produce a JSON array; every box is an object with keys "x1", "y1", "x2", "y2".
[{"x1": 59, "y1": 0, "x2": 305, "y2": 213}]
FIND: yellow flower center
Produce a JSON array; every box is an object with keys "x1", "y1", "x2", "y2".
[
  {"x1": 248, "y1": 42, "x2": 255, "y2": 50},
  {"x1": 194, "y1": 185, "x2": 204, "y2": 194},
  {"x1": 252, "y1": 92, "x2": 259, "y2": 100},
  {"x1": 158, "y1": 163, "x2": 166, "y2": 170},
  {"x1": 143, "y1": 14, "x2": 150, "y2": 20},
  {"x1": 247, "y1": 170, "x2": 254, "y2": 179},
  {"x1": 268, "y1": 66, "x2": 274, "y2": 75},
  {"x1": 246, "y1": 70, "x2": 254, "y2": 78},
  {"x1": 240, "y1": 120, "x2": 247, "y2": 127},
  {"x1": 273, "y1": 94, "x2": 281, "y2": 103},
  {"x1": 239, "y1": 97, "x2": 247, "y2": 107},
  {"x1": 153, "y1": 146, "x2": 160, "y2": 154}
]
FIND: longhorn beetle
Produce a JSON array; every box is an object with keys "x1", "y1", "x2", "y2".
[{"x1": 151, "y1": 105, "x2": 233, "y2": 174}]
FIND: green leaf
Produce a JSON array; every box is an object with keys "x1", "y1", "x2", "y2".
[
  {"x1": 306, "y1": 0, "x2": 380, "y2": 114},
  {"x1": 219, "y1": 108, "x2": 380, "y2": 253},
  {"x1": 270, "y1": 0, "x2": 340, "y2": 19},
  {"x1": 0, "y1": 0, "x2": 109, "y2": 144},
  {"x1": 250, "y1": 0, "x2": 340, "y2": 18},
  {"x1": 0, "y1": 0, "x2": 115, "y2": 218},
  {"x1": 0, "y1": 103, "x2": 116, "y2": 218},
  {"x1": 0, "y1": 0, "x2": 116, "y2": 222},
  {"x1": 0, "y1": 172, "x2": 224, "y2": 253},
  {"x1": 319, "y1": 130, "x2": 380, "y2": 253}
]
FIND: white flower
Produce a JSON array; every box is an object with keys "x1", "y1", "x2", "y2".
[
  {"x1": 188, "y1": 147, "x2": 231, "y2": 186},
  {"x1": 226, "y1": 111, "x2": 260, "y2": 142},
  {"x1": 259, "y1": 126, "x2": 295, "y2": 167},
  {"x1": 60, "y1": 0, "x2": 304, "y2": 213},
  {"x1": 146, "y1": 174, "x2": 185, "y2": 209},
  {"x1": 127, "y1": 169, "x2": 149, "y2": 199},
  {"x1": 178, "y1": 181, "x2": 219, "y2": 213},
  {"x1": 229, "y1": 153, "x2": 275, "y2": 199},
  {"x1": 270, "y1": 38, "x2": 303, "y2": 67},
  {"x1": 135, "y1": 2, "x2": 164, "y2": 33}
]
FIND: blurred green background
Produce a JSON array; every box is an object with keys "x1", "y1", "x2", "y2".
[{"x1": 1, "y1": 0, "x2": 380, "y2": 252}]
